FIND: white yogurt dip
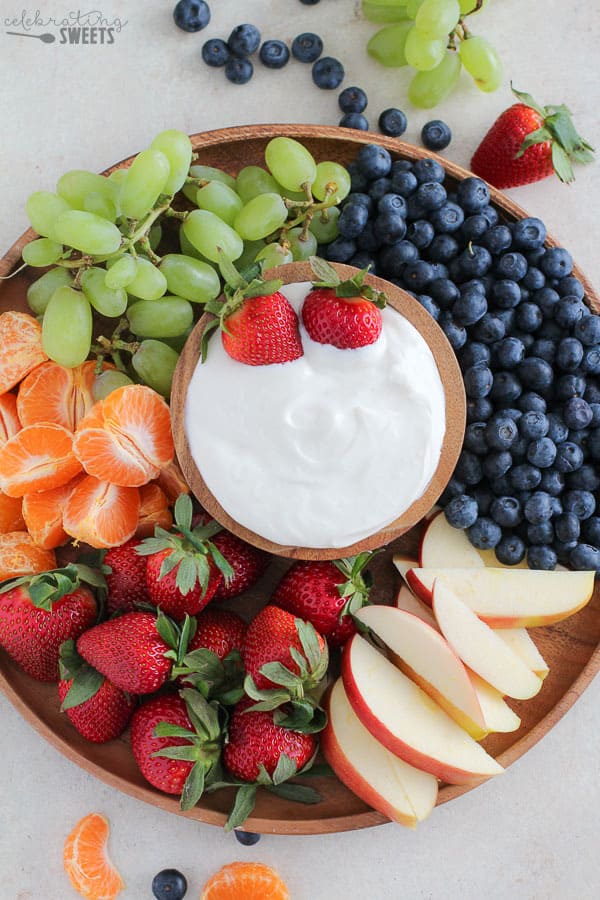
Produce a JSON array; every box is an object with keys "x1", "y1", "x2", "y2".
[{"x1": 185, "y1": 281, "x2": 446, "y2": 548}]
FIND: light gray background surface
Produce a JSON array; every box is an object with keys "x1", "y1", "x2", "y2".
[{"x1": 0, "y1": 2, "x2": 599, "y2": 898}]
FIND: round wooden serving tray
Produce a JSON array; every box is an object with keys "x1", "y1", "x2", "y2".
[{"x1": 1, "y1": 125, "x2": 600, "y2": 835}]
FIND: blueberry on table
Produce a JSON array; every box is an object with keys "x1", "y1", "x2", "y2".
[
  {"x1": 234, "y1": 829, "x2": 262, "y2": 845},
  {"x1": 300, "y1": 0, "x2": 321, "y2": 4},
  {"x1": 152, "y1": 869, "x2": 188, "y2": 900},
  {"x1": 225, "y1": 57, "x2": 254, "y2": 84},
  {"x1": 173, "y1": 0, "x2": 210, "y2": 32},
  {"x1": 312, "y1": 56, "x2": 345, "y2": 89},
  {"x1": 339, "y1": 86, "x2": 368, "y2": 113},
  {"x1": 259, "y1": 40, "x2": 290, "y2": 68},
  {"x1": 378, "y1": 108, "x2": 408, "y2": 137},
  {"x1": 292, "y1": 32, "x2": 323, "y2": 63},
  {"x1": 570, "y1": 543, "x2": 600, "y2": 571},
  {"x1": 202, "y1": 38, "x2": 229, "y2": 67},
  {"x1": 339, "y1": 113, "x2": 369, "y2": 131},
  {"x1": 421, "y1": 120, "x2": 452, "y2": 151},
  {"x1": 444, "y1": 495, "x2": 479, "y2": 529},
  {"x1": 228, "y1": 23, "x2": 261, "y2": 57}
]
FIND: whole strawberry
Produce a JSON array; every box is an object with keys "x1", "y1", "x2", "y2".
[
  {"x1": 0, "y1": 565, "x2": 99, "y2": 681},
  {"x1": 203, "y1": 258, "x2": 303, "y2": 366},
  {"x1": 302, "y1": 257, "x2": 386, "y2": 350},
  {"x1": 130, "y1": 688, "x2": 222, "y2": 808},
  {"x1": 471, "y1": 86, "x2": 594, "y2": 189},
  {"x1": 193, "y1": 513, "x2": 270, "y2": 601},
  {"x1": 189, "y1": 608, "x2": 247, "y2": 660},
  {"x1": 104, "y1": 538, "x2": 150, "y2": 616},
  {"x1": 273, "y1": 552, "x2": 375, "y2": 648}
]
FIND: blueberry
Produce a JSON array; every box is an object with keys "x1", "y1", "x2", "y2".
[
  {"x1": 439, "y1": 478, "x2": 466, "y2": 507},
  {"x1": 259, "y1": 39, "x2": 290, "y2": 68},
  {"x1": 527, "y1": 545, "x2": 557, "y2": 570},
  {"x1": 456, "y1": 177, "x2": 489, "y2": 213},
  {"x1": 225, "y1": 57, "x2": 253, "y2": 84},
  {"x1": 173, "y1": 0, "x2": 210, "y2": 32},
  {"x1": 556, "y1": 337, "x2": 584, "y2": 372},
  {"x1": 517, "y1": 393, "x2": 546, "y2": 414},
  {"x1": 519, "y1": 357, "x2": 554, "y2": 391},
  {"x1": 512, "y1": 217, "x2": 546, "y2": 250},
  {"x1": 570, "y1": 543, "x2": 600, "y2": 571},
  {"x1": 391, "y1": 170, "x2": 418, "y2": 197},
  {"x1": 534, "y1": 287, "x2": 560, "y2": 317},
  {"x1": 485, "y1": 414, "x2": 518, "y2": 450},
  {"x1": 468, "y1": 517, "x2": 502, "y2": 549},
  {"x1": 340, "y1": 113, "x2": 369, "y2": 131},
  {"x1": 490, "y1": 474, "x2": 513, "y2": 496},
  {"x1": 325, "y1": 237, "x2": 357, "y2": 262},
  {"x1": 540, "y1": 468, "x2": 565, "y2": 496},
  {"x1": 415, "y1": 295, "x2": 438, "y2": 319},
  {"x1": 428, "y1": 234, "x2": 460, "y2": 263},
  {"x1": 291, "y1": 32, "x2": 323, "y2": 62},
  {"x1": 481, "y1": 225, "x2": 512, "y2": 255},
  {"x1": 554, "y1": 512, "x2": 580, "y2": 543},
  {"x1": 523, "y1": 491, "x2": 553, "y2": 524},
  {"x1": 585, "y1": 383, "x2": 600, "y2": 403},
  {"x1": 471, "y1": 485, "x2": 494, "y2": 515},
  {"x1": 503, "y1": 408, "x2": 523, "y2": 422},
  {"x1": 527, "y1": 522, "x2": 555, "y2": 545},
  {"x1": 416, "y1": 181, "x2": 447, "y2": 212},
  {"x1": 581, "y1": 346, "x2": 600, "y2": 374},
  {"x1": 420, "y1": 119, "x2": 451, "y2": 151},
  {"x1": 453, "y1": 290, "x2": 487, "y2": 327},
  {"x1": 457, "y1": 245, "x2": 492, "y2": 279},
  {"x1": 464, "y1": 422, "x2": 488, "y2": 455},
  {"x1": 540, "y1": 246, "x2": 573, "y2": 279},
  {"x1": 300, "y1": 0, "x2": 321, "y2": 4},
  {"x1": 406, "y1": 220, "x2": 434, "y2": 249},
  {"x1": 481, "y1": 204, "x2": 499, "y2": 227},
  {"x1": 563, "y1": 489, "x2": 596, "y2": 520},
  {"x1": 574, "y1": 314, "x2": 600, "y2": 345},
  {"x1": 522, "y1": 267, "x2": 545, "y2": 291},
  {"x1": 545, "y1": 413, "x2": 568, "y2": 444},
  {"x1": 413, "y1": 158, "x2": 445, "y2": 184},
  {"x1": 490, "y1": 371, "x2": 522, "y2": 404},
  {"x1": 339, "y1": 86, "x2": 368, "y2": 114},
  {"x1": 346, "y1": 192, "x2": 373, "y2": 213},
  {"x1": 338, "y1": 203, "x2": 369, "y2": 239},
  {"x1": 555, "y1": 373, "x2": 586, "y2": 401},
  {"x1": 234, "y1": 829, "x2": 262, "y2": 846},
  {"x1": 347, "y1": 165, "x2": 368, "y2": 193},
  {"x1": 374, "y1": 211, "x2": 406, "y2": 245},
  {"x1": 515, "y1": 302, "x2": 543, "y2": 333},
  {"x1": 493, "y1": 337, "x2": 524, "y2": 370},
  {"x1": 312, "y1": 56, "x2": 345, "y2": 89},
  {"x1": 583, "y1": 517, "x2": 600, "y2": 544},
  {"x1": 568, "y1": 427, "x2": 590, "y2": 449},
  {"x1": 490, "y1": 496, "x2": 522, "y2": 527},
  {"x1": 392, "y1": 159, "x2": 413, "y2": 175},
  {"x1": 430, "y1": 203, "x2": 464, "y2": 233},
  {"x1": 510, "y1": 464, "x2": 542, "y2": 491},
  {"x1": 568, "y1": 464, "x2": 600, "y2": 490},
  {"x1": 496, "y1": 252, "x2": 528, "y2": 282},
  {"x1": 403, "y1": 260, "x2": 434, "y2": 291},
  {"x1": 467, "y1": 396, "x2": 493, "y2": 422},
  {"x1": 202, "y1": 38, "x2": 230, "y2": 67},
  {"x1": 356, "y1": 144, "x2": 392, "y2": 180},
  {"x1": 530, "y1": 338, "x2": 556, "y2": 365},
  {"x1": 369, "y1": 177, "x2": 393, "y2": 201},
  {"x1": 527, "y1": 437, "x2": 556, "y2": 468},
  {"x1": 554, "y1": 296, "x2": 586, "y2": 329},
  {"x1": 519, "y1": 411, "x2": 549, "y2": 440},
  {"x1": 378, "y1": 241, "x2": 417, "y2": 276},
  {"x1": 152, "y1": 869, "x2": 188, "y2": 900},
  {"x1": 378, "y1": 193, "x2": 407, "y2": 216},
  {"x1": 563, "y1": 397, "x2": 593, "y2": 431},
  {"x1": 461, "y1": 215, "x2": 489, "y2": 243},
  {"x1": 459, "y1": 341, "x2": 490, "y2": 369},
  {"x1": 496, "y1": 533, "x2": 526, "y2": 565},
  {"x1": 554, "y1": 441, "x2": 584, "y2": 473},
  {"x1": 228, "y1": 23, "x2": 261, "y2": 57},
  {"x1": 472, "y1": 314, "x2": 506, "y2": 344},
  {"x1": 444, "y1": 494, "x2": 479, "y2": 529},
  {"x1": 491, "y1": 279, "x2": 521, "y2": 309},
  {"x1": 482, "y1": 451, "x2": 513, "y2": 480},
  {"x1": 379, "y1": 108, "x2": 408, "y2": 137}
]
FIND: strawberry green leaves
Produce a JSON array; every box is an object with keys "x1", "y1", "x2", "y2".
[
  {"x1": 333, "y1": 551, "x2": 376, "y2": 620},
  {"x1": 174, "y1": 647, "x2": 245, "y2": 707},
  {"x1": 58, "y1": 639, "x2": 105, "y2": 710},
  {"x1": 309, "y1": 256, "x2": 387, "y2": 308},
  {"x1": 0, "y1": 562, "x2": 105, "y2": 611}
]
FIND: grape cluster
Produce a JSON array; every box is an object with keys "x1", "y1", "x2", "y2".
[
  {"x1": 365, "y1": 0, "x2": 502, "y2": 108},
  {"x1": 321, "y1": 143, "x2": 600, "y2": 572}
]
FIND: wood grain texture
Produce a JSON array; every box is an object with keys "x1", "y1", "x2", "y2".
[
  {"x1": 1, "y1": 124, "x2": 599, "y2": 835},
  {"x1": 171, "y1": 260, "x2": 466, "y2": 560}
]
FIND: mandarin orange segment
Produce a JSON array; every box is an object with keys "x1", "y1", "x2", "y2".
[
  {"x1": 155, "y1": 457, "x2": 190, "y2": 504},
  {"x1": 200, "y1": 862, "x2": 291, "y2": 900},
  {"x1": 0, "y1": 311, "x2": 48, "y2": 395},
  {"x1": 17, "y1": 360, "x2": 100, "y2": 431},
  {"x1": 0, "y1": 531, "x2": 56, "y2": 580},
  {"x1": 0, "y1": 393, "x2": 21, "y2": 447},
  {"x1": 0, "y1": 423, "x2": 82, "y2": 498},
  {"x1": 63, "y1": 813, "x2": 123, "y2": 900},
  {"x1": 22, "y1": 474, "x2": 84, "y2": 550},
  {"x1": 73, "y1": 385, "x2": 174, "y2": 488},
  {"x1": 0, "y1": 492, "x2": 25, "y2": 533},
  {"x1": 63, "y1": 476, "x2": 140, "y2": 549},
  {"x1": 135, "y1": 483, "x2": 173, "y2": 538}
]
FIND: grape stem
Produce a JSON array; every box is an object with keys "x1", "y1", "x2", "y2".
[
  {"x1": 138, "y1": 236, "x2": 161, "y2": 264},
  {"x1": 93, "y1": 319, "x2": 139, "y2": 372},
  {"x1": 0, "y1": 261, "x2": 28, "y2": 280}
]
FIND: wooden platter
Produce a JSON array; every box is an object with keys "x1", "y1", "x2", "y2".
[{"x1": 1, "y1": 124, "x2": 599, "y2": 835}]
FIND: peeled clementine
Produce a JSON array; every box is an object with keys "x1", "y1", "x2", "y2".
[{"x1": 63, "y1": 812, "x2": 123, "y2": 900}]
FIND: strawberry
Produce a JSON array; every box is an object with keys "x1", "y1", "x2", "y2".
[
  {"x1": 130, "y1": 688, "x2": 222, "y2": 808},
  {"x1": 0, "y1": 564, "x2": 100, "y2": 681},
  {"x1": 203, "y1": 258, "x2": 303, "y2": 366},
  {"x1": 272, "y1": 552, "x2": 375, "y2": 648},
  {"x1": 188, "y1": 608, "x2": 247, "y2": 660},
  {"x1": 104, "y1": 538, "x2": 150, "y2": 615},
  {"x1": 137, "y1": 495, "x2": 234, "y2": 619},
  {"x1": 58, "y1": 639, "x2": 135, "y2": 743},
  {"x1": 192, "y1": 513, "x2": 270, "y2": 601},
  {"x1": 471, "y1": 85, "x2": 594, "y2": 189},
  {"x1": 301, "y1": 257, "x2": 386, "y2": 350}
]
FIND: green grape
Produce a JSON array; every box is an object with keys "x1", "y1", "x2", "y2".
[
  {"x1": 235, "y1": 239, "x2": 265, "y2": 271},
  {"x1": 183, "y1": 209, "x2": 244, "y2": 262},
  {"x1": 131, "y1": 339, "x2": 180, "y2": 398},
  {"x1": 408, "y1": 50, "x2": 462, "y2": 107},
  {"x1": 158, "y1": 254, "x2": 221, "y2": 303},
  {"x1": 179, "y1": 227, "x2": 207, "y2": 260},
  {"x1": 81, "y1": 267, "x2": 127, "y2": 317},
  {"x1": 459, "y1": 36, "x2": 503, "y2": 92},
  {"x1": 275, "y1": 183, "x2": 306, "y2": 203},
  {"x1": 127, "y1": 296, "x2": 193, "y2": 338},
  {"x1": 149, "y1": 223, "x2": 162, "y2": 251},
  {"x1": 309, "y1": 206, "x2": 340, "y2": 244},
  {"x1": 42, "y1": 286, "x2": 92, "y2": 367},
  {"x1": 265, "y1": 138, "x2": 317, "y2": 192},
  {"x1": 405, "y1": 26, "x2": 445, "y2": 70},
  {"x1": 26, "y1": 192, "x2": 71, "y2": 238},
  {"x1": 84, "y1": 191, "x2": 117, "y2": 222},
  {"x1": 234, "y1": 194, "x2": 288, "y2": 242},
  {"x1": 311, "y1": 162, "x2": 351, "y2": 204},
  {"x1": 150, "y1": 129, "x2": 193, "y2": 195},
  {"x1": 22, "y1": 238, "x2": 63, "y2": 267},
  {"x1": 406, "y1": 0, "x2": 425, "y2": 16},
  {"x1": 92, "y1": 369, "x2": 134, "y2": 402},
  {"x1": 27, "y1": 267, "x2": 73, "y2": 315},
  {"x1": 286, "y1": 227, "x2": 317, "y2": 261},
  {"x1": 52, "y1": 210, "x2": 122, "y2": 256},
  {"x1": 104, "y1": 254, "x2": 138, "y2": 289},
  {"x1": 119, "y1": 149, "x2": 170, "y2": 220},
  {"x1": 120, "y1": 256, "x2": 167, "y2": 301},
  {"x1": 415, "y1": 0, "x2": 460, "y2": 38},
  {"x1": 108, "y1": 168, "x2": 127, "y2": 186},
  {"x1": 367, "y1": 20, "x2": 413, "y2": 66},
  {"x1": 362, "y1": 1, "x2": 409, "y2": 24},
  {"x1": 57, "y1": 170, "x2": 118, "y2": 210},
  {"x1": 195, "y1": 181, "x2": 243, "y2": 226},
  {"x1": 161, "y1": 329, "x2": 193, "y2": 352},
  {"x1": 182, "y1": 165, "x2": 237, "y2": 203},
  {"x1": 459, "y1": 0, "x2": 487, "y2": 13},
  {"x1": 255, "y1": 243, "x2": 293, "y2": 268},
  {"x1": 235, "y1": 166, "x2": 280, "y2": 204}
]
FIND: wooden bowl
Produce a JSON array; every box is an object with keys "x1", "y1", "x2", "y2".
[
  {"x1": 170, "y1": 260, "x2": 466, "y2": 560},
  {"x1": 1, "y1": 124, "x2": 600, "y2": 835}
]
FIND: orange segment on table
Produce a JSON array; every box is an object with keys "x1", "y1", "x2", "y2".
[
  {"x1": 73, "y1": 385, "x2": 174, "y2": 487},
  {"x1": 135, "y1": 483, "x2": 173, "y2": 538},
  {"x1": 17, "y1": 359, "x2": 101, "y2": 430},
  {"x1": 63, "y1": 812, "x2": 123, "y2": 900},
  {"x1": 63, "y1": 475, "x2": 140, "y2": 548},
  {"x1": 22, "y1": 474, "x2": 84, "y2": 550},
  {"x1": 0, "y1": 423, "x2": 82, "y2": 497},
  {"x1": 0, "y1": 393, "x2": 21, "y2": 447},
  {"x1": 0, "y1": 531, "x2": 56, "y2": 581},
  {"x1": 200, "y1": 862, "x2": 290, "y2": 900}
]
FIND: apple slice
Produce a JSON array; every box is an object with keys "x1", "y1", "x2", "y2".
[
  {"x1": 342, "y1": 634, "x2": 504, "y2": 784},
  {"x1": 321, "y1": 678, "x2": 439, "y2": 828},
  {"x1": 467, "y1": 671, "x2": 522, "y2": 734},
  {"x1": 395, "y1": 585, "x2": 437, "y2": 629},
  {"x1": 432, "y1": 581, "x2": 543, "y2": 699},
  {"x1": 392, "y1": 554, "x2": 417, "y2": 585},
  {"x1": 419, "y1": 510, "x2": 528, "y2": 569},
  {"x1": 355, "y1": 604, "x2": 487, "y2": 740},
  {"x1": 406, "y1": 566, "x2": 595, "y2": 626},
  {"x1": 494, "y1": 628, "x2": 549, "y2": 680}
]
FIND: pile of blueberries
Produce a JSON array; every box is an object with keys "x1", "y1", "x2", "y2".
[{"x1": 325, "y1": 144, "x2": 600, "y2": 573}]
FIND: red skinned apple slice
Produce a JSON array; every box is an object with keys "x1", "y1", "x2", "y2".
[
  {"x1": 395, "y1": 585, "x2": 437, "y2": 628},
  {"x1": 342, "y1": 634, "x2": 504, "y2": 784},
  {"x1": 495, "y1": 628, "x2": 549, "y2": 680},
  {"x1": 406, "y1": 567, "x2": 595, "y2": 625},
  {"x1": 321, "y1": 678, "x2": 439, "y2": 828},
  {"x1": 392, "y1": 554, "x2": 417, "y2": 585},
  {"x1": 432, "y1": 581, "x2": 543, "y2": 700},
  {"x1": 468, "y1": 671, "x2": 521, "y2": 734},
  {"x1": 355, "y1": 605, "x2": 487, "y2": 740},
  {"x1": 419, "y1": 511, "x2": 528, "y2": 569}
]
